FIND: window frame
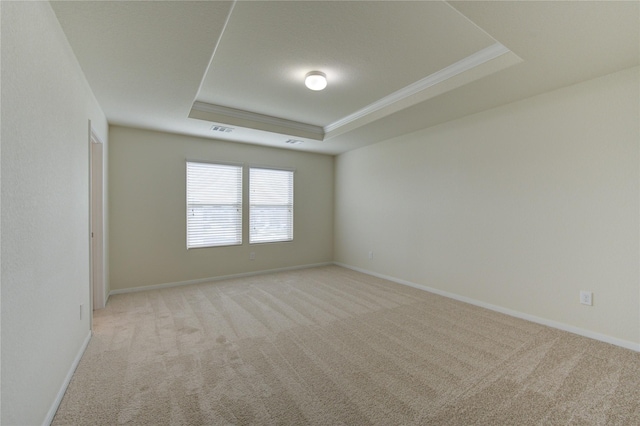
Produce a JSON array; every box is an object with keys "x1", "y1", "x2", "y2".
[
  {"x1": 249, "y1": 166, "x2": 295, "y2": 245},
  {"x1": 186, "y1": 160, "x2": 243, "y2": 249}
]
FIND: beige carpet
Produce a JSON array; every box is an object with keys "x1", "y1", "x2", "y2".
[{"x1": 53, "y1": 266, "x2": 640, "y2": 425}]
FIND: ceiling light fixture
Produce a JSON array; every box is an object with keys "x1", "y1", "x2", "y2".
[{"x1": 305, "y1": 71, "x2": 327, "y2": 91}]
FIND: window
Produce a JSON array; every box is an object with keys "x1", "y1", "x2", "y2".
[
  {"x1": 249, "y1": 167, "x2": 294, "y2": 244},
  {"x1": 186, "y1": 161, "x2": 242, "y2": 248}
]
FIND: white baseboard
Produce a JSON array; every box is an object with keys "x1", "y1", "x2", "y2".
[
  {"x1": 43, "y1": 331, "x2": 92, "y2": 426},
  {"x1": 109, "y1": 262, "x2": 334, "y2": 296},
  {"x1": 334, "y1": 262, "x2": 640, "y2": 353}
]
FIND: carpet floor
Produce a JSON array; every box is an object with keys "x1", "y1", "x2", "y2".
[{"x1": 53, "y1": 265, "x2": 640, "y2": 425}]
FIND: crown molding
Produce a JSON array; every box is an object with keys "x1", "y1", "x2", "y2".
[{"x1": 324, "y1": 42, "x2": 511, "y2": 134}]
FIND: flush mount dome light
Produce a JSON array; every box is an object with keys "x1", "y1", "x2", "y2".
[{"x1": 305, "y1": 71, "x2": 327, "y2": 91}]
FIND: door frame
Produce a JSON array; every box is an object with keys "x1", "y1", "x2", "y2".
[{"x1": 89, "y1": 123, "x2": 106, "y2": 315}]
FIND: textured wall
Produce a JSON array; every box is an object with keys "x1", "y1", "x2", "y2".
[
  {"x1": 335, "y1": 67, "x2": 640, "y2": 345},
  {"x1": 1, "y1": 2, "x2": 108, "y2": 424},
  {"x1": 108, "y1": 126, "x2": 334, "y2": 291}
]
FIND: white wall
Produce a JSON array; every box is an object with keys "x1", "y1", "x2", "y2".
[
  {"x1": 335, "y1": 67, "x2": 640, "y2": 346},
  {"x1": 1, "y1": 2, "x2": 108, "y2": 424},
  {"x1": 108, "y1": 126, "x2": 333, "y2": 291}
]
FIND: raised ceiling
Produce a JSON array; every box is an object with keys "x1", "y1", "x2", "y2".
[{"x1": 51, "y1": 1, "x2": 639, "y2": 155}]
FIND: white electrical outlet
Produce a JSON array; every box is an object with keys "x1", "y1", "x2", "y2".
[
  {"x1": 249, "y1": 252, "x2": 256, "y2": 261},
  {"x1": 368, "y1": 251, "x2": 374, "y2": 260},
  {"x1": 579, "y1": 291, "x2": 593, "y2": 306}
]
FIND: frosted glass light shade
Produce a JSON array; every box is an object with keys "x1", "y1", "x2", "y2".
[{"x1": 305, "y1": 71, "x2": 327, "y2": 91}]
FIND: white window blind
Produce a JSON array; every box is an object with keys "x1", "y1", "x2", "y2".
[
  {"x1": 186, "y1": 161, "x2": 242, "y2": 248},
  {"x1": 250, "y1": 167, "x2": 294, "y2": 244}
]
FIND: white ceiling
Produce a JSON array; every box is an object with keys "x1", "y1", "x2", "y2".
[{"x1": 51, "y1": 1, "x2": 639, "y2": 155}]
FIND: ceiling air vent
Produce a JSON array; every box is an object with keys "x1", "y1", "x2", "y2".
[
  {"x1": 285, "y1": 139, "x2": 303, "y2": 145},
  {"x1": 210, "y1": 125, "x2": 234, "y2": 133}
]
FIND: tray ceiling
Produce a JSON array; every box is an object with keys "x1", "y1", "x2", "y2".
[{"x1": 51, "y1": 1, "x2": 639, "y2": 155}]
